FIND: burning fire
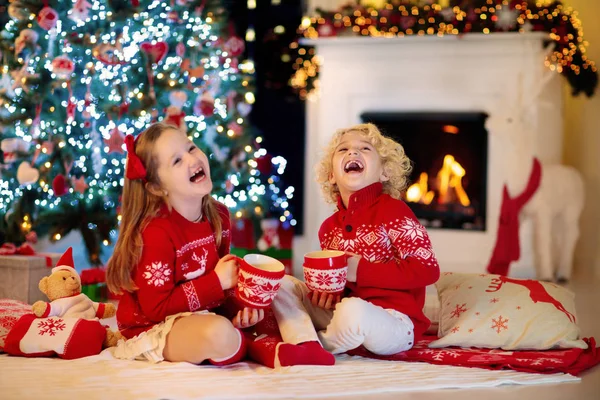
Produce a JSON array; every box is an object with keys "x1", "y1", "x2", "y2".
[{"x1": 406, "y1": 155, "x2": 471, "y2": 207}]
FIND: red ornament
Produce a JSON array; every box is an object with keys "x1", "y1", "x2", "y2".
[
  {"x1": 140, "y1": 41, "x2": 168, "y2": 64},
  {"x1": 317, "y1": 22, "x2": 336, "y2": 37},
  {"x1": 52, "y1": 56, "x2": 75, "y2": 79},
  {"x1": 37, "y1": 7, "x2": 58, "y2": 31},
  {"x1": 255, "y1": 154, "x2": 273, "y2": 176},
  {"x1": 104, "y1": 126, "x2": 125, "y2": 154},
  {"x1": 223, "y1": 36, "x2": 245, "y2": 57},
  {"x1": 52, "y1": 174, "x2": 68, "y2": 197},
  {"x1": 194, "y1": 92, "x2": 215, "y2": 117},
  {"x1": 25, "y1": 231, "x2": 38, "y2": 244}
]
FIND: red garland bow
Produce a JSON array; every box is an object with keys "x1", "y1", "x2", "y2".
[
  {"x1": 125, "y1": 134, "x2": 147, "y2": 182},
  {"x1": 0, "y1": 243, "x2": 35, "y2": 256},
  {"x1": 0, "y1": 242, "x2": 53, "y2": 267}
]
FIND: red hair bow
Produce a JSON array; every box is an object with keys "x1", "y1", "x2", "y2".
[{"x1": 125, "y1": 135, "x2": 147, "y2": 181}]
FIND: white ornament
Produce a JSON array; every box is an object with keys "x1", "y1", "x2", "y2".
[
  {"x1": 169, "y1": 90, "x2": 188, "y2": 109},
  {"x1": 69, "y1": 0, "x2": 92, "y2": 23},
  {"x1": 16, "y1": 161, "x2": 39, "y2": 185},
  {"x1": 237, "y1": 102, "x2": 252, "y2": 117},
  {"x1": 495, "y1": 5, "x2": 518, "y2": 31}
]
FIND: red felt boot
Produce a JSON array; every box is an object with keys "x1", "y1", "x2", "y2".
[{"x1": 247, "y1": 332, "x2": 335, "y2": 368}]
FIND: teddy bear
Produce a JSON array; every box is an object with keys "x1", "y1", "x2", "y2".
[{"x1": 32, "y1": 247, "x2": 123, "y2": 348}]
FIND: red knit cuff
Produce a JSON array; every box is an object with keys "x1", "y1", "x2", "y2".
[
  {"x1": 41, "y1": 303, "x2": 51, "y2": 318},
  {"x1": 194, "y1": 271, "x2": 225, "y2": 309},
  {"x1": 95, "y1": 303, "x2": 106, "y2": 319}
]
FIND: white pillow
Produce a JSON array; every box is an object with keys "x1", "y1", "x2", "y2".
[{"x1": 429, "y1": 273, "x2": 587, "y2": 350}]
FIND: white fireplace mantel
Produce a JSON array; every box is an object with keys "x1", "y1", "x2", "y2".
[{"x1": 293, "y1": 32, "x2": 563, "y2": 278}]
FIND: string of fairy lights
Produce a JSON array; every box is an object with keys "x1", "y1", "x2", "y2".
[
  {"x1": 290, "y1": 0, "x2": 597, "y2": 100},
  {"x1": 1, "y1": 0, "x2": 296, "y2": 251}
]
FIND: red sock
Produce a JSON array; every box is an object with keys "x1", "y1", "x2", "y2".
[
  {"x1": 278, "y1": 341, "x2": 335, "y2": 367},
  {"x1": 247, "y1": 333, "x2": 335, "y2": 368},
  {"x1": 208, "y1": 329, "x2": 247, "y2": 366}
]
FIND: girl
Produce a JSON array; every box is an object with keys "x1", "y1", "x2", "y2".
[
  {"x1": 270, "y1": 123, "x2": 440, "y2": 356},
  {"x1": 107, "y1": 123, "x2": 263, "y2": 365}
]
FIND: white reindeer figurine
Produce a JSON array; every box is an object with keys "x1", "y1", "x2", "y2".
[{"x1": 485, "y1": 69, "x2": 585, "y2": 282}]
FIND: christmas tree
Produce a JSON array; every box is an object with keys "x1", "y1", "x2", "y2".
[{"x1": 0, "y1": 0, "x2": 295, "y2": 265}]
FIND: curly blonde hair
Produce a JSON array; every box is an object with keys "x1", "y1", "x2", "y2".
[{"x1": 315, "y1": 123, "x2": 412, "y2": 204}]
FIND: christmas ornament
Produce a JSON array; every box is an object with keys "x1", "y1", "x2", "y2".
[
  {"x1": 16, "y1": 161, "x2": 39, "y2": 185},
  {"x1": 14, "y1": 29, "x2": 39, "y2": 57},
  {"x1": 93, "y1": 43, "x2": 126, "y2": 65},
  {"x1": 71, "y1": 176, "x2": 88, "y2": 194},
  {"x1": 224, "y1": 36, "x2": 245, "y2": 57},
  {"x1": 8, "y1": 2, "x2": 30, "y2": 21},
  {"x1": 495, "y1": 5, "x2": 519, "y2": 31},
  {"x1": 255, "y1": 154, "x2": 273, "y2": 176},
  {"x1": 237, "y1": 101, "x2": 252, "y2": 117},
  {"x1": 51, "y1": 56, "x2": 75, "y2": 80},
  {"x1": 317, "y1": 22, "x2": 336, "y2": 37},
  {"x1": 140, "y1": 41, "x2": 168, "y2": 101},
  {"x1": 225, "y1": 179, "x2": 234, "y2": 193},
  {"x1": 52, "y1": 174, "x2": 68, "y2": 196},
  {"x1": 181, "y1": 59, "x2": 205, "y2": 81},
  {"x1": 10, "y1": 64, "x2": 38, "y2": 93},
  {"x1": 37, "y1": 7, "x2": 59, "y2": 31},
  {"x1": 227, "y1": 122, "x2": 242, "y2": 137},
  {"x1": 25, "y1": 231, "x2": 38, "y2": 244},
  {"x1": 104, "y1": 126, "x2": 125, "y2": 154},
  {"x1": 257, "y1": 219, "x2": 280, "y2": 251},
  {"x1": 69, "y1": 0, "x2": 92, "y2": 23},
  {"x1": 140, "y1": 42, "x2": 168, "y2": 64},
  {"x1": 1, "y1": 138, "x2": 31, "y2": 163},
  {"x1": 194, "y1": 92, "x2": 215, "y2": 117},
  {"x1": 163, "y1": 91, "x2": 187, "y2": 132}
]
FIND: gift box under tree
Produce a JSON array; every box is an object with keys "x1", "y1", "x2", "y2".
[
  {"x1": 0, "y1": 244, "x2": 62, "y2": 304},
  {"x1": 80, "y1": 268, "x2": 109, "y2": 302},
  {"x1": 230, "y1": 217, "x2": 294, "y2": 275}
]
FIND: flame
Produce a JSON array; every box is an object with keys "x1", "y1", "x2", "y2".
[{"x1": 406, "y1": 154, "x2": 470, "y2": 207}]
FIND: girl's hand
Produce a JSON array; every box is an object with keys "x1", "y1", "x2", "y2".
[
  {"x1": 345, "y1": 252, "x2": 361, "y2": 283},
  {"x1": 214, "y1": 254, "x2": 239, "y2": 290},
  {"x1": 232, "y1": 307, "x2": 265, "y2": 329},
  {"x1": 308, "y1": 291, "x2": 341, "y2": 310}
]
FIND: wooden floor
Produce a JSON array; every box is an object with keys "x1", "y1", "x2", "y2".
[{"x1": 330, "y1": 268, "x2": 600, "y2": 400}]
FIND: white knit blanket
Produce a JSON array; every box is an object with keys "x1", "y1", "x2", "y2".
[{"x1": 0, "y1": 350, "x2": 578, "y2": 399}]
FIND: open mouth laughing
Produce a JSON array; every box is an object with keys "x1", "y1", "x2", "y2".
[
  {"x1": 344, "y1": 159, "x2": 364, "y2": 174},
  {"x1": 190, "y1": 166, "x2": 206, "y2": 183}
]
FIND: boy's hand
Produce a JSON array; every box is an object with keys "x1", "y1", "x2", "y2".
[
  {"x1": 214, "y1": 254, "x2": 239, "y2": 290},
  {"x1": 232, "y1": 307, "x2": 265, "y2": 329},
  {"x1": 345, "y1": 252, "x2": 361, "y2": 283},
  {"x1": 309, "y1": 291, "x2": 341, "y2": 310}
]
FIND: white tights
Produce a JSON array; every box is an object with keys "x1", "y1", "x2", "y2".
[{"x1": 271, "y1": 275, "x2": 414, "y2": 355}]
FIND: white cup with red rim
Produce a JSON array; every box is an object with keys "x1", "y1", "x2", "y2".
[
  {"x1": 303, "y1": 250, "x2": 349, "y2": 294},
  {"x1": 235, "y1": 254, "x2": 285, "y2": 309}
]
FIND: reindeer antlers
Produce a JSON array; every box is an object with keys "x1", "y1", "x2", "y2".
[{"x1": 486, "y1": 277, "x2": 504, "y2": 293}]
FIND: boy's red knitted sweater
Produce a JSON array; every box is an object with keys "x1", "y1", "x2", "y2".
[
  {"x1": 319, "y1": 183, "x2": 440, "y2": 339},
  {"x1": 116, "y1": 202, "x2": 230, "y2": 339}
]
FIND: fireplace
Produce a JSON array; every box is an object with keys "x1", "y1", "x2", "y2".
[
  {"x1": 294, "y1": 33, "x2": 564, "y2": 278},
  {"x1": 361, "y1": 112, "x2": 488, "y2": 231}
]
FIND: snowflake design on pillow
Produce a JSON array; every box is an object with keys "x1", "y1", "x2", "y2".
[{"x1": 143, "y1": 261, "x2": 171, "y2": 287}]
